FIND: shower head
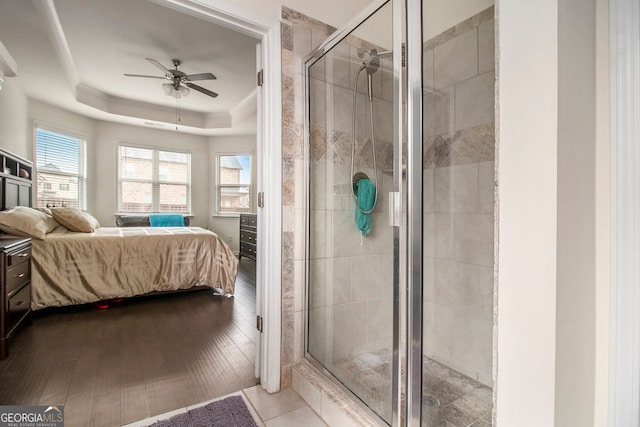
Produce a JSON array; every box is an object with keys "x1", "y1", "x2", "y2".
[
  {"x1": 359, "y1": 48, "x2": 381, "y2": 76},
  {"x1": 358, "y1": 47, "x2": 392, "y2": 59},
  {"x1": 365, "y1": 50, "x2": 381, "y2": 75}
]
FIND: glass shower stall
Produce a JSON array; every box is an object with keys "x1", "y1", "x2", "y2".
[{"x1": 304, "y1": 0, "x2": 495, "y2": 425}]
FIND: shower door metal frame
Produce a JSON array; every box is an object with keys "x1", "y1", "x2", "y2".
[
  {"x1": 302, "y1": 0, "x2": 405, "y2": 425},
  {"x1": 405, "y1": 0, "x2": 424, "y2": 424}
]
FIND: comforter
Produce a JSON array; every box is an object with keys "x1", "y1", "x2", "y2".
[{"x1": 30, "y1": 226, "x2": 238, "y2": 309}]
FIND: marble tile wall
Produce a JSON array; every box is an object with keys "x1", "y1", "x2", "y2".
[
  {"x1": 281, "y1": 6, "x2": 337, "y2": 388},
  {"x1": 422, "y1": 8, "x2": 495, "y2": 387}
]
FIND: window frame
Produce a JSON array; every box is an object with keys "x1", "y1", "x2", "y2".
[
  {"x1": 34, "y1": 125, "x2": 88, "y2": 210},
  {"x1": 117, "y1": 142, "x2": 192, "y2": 214},
  {"x1": 214, "y1": 152, "x2": 253, "y2": 217}
]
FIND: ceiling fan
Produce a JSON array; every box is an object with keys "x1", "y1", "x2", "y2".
[{"x1": 124, "y1": 58, "x2": 218, "y2": 99}]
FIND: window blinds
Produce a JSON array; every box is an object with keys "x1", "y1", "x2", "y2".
[{"x1": 35, "y1": 128, "x2": 86, "y2": 209}]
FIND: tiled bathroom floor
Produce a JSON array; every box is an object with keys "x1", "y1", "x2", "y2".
[
  {"x1": 332, "y1": 347, "x2": 493, "y2": 426},
  {"x1": 125, "y1": 386, "x2": 327, "y2": 427},
  {"x1": 128, "y1": 351, "x2": 491, "y2": 427}
]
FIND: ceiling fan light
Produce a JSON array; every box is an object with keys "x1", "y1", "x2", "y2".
[
  {"x1": 179, "y1": 86, "x2": 190, "y2": 97},
  {"x1": 162, "y1": 83, "x2": 174, "y2": 95}
]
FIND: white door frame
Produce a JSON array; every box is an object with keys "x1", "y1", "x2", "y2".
[
  {"x1": 609, "y1": 0, "x2": 640, "y2": 424},
  {"x1": 152, "y1": 0, "x2": 283, "y2": 393}
]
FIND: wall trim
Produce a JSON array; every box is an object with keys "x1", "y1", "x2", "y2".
[{"x1": 609, "y1": 0, "x2": 640, "y2": 424}]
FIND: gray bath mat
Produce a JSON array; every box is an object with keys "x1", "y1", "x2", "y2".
[{"x1": 149, "y1": 395, "x2": 258, "y2": 427}]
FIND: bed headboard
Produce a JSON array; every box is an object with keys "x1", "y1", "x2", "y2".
[{"x1": 0, "y1": 148, "x2": 33, "y2": 210}]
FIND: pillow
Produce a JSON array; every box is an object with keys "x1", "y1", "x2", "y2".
[
  {"x1": 50, "y1": 208, "x2": 100, "y2": 233},
  {"x1": 0, "y1": 206, "x2": 59, "y2": 239},
  {"x1": 33, "y1": 207, "x2": 52, "y2": 216}
]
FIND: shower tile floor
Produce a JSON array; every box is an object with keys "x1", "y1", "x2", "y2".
[{"x1": 332, "y1": 348, "x2": 493, "y2": 426}]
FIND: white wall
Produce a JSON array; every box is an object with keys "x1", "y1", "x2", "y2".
[
  {"x1": 92, "y1": 121, "x2": 210, "y2": 227},
  {"x1": 555, "y1": 0, "x2": 597, "y2": 425},
  {"x1": 29, "y1": 100, "x2": 95, "y2": 140},
  {"x1": 0, "y1": 78, "x2": 29, "y2": 159},
  {"x1": 24, "y1": 99, "x2": 244, "y2": 234},
  {"x1": 208, "y1": 134, "x2": 256, "y2": 253},
  {"x1": 496, "y1": 0, "x2": 558, "y2": 425}
]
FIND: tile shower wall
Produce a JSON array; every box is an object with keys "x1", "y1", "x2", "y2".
[
  {"x1": 281, "y1": 3, "x2": 395, "y2": 392},
  {"x1": 423, "y1": 8, "x2": 495, "y2": 387},
  {"x1": 308, "y1": 36, "x2": 395, "y2": 367},
  {"x1": 281, "y1": 7, "x2": 336, "y2": 388}
]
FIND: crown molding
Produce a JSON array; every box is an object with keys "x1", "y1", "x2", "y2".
[{"x1": 0, "y1": 41, "x2": 17, "y2": 77}]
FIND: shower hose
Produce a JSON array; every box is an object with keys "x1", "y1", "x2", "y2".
[{"x1": 350, "y1": 63, "x2": 379, "y2": 214}]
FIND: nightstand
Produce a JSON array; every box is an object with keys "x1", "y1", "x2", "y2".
[
  {"x1": 0, "y1": 237, "x2": 32, "y2": 359},
  {"x1": 239, "y1": 213, "x2": 257, "y2": 261}
]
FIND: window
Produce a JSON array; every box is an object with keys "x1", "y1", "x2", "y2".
[
  {"x1": 216, "y1": 154, "x2": 251, "y2": 215},
  {"x1": 118, "y1": 144, "x2": 191, "y2": 213},
  {"x1": 35, "y1": 128, "x2": 86, "y2": 209}
]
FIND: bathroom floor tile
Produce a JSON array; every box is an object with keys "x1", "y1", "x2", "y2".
[
  {"x1": 265, "y1": 406, "x2": 327, "y2": 427},
  {"x1": 243, "y1": 385, "x2": 307, "y2": 421}
]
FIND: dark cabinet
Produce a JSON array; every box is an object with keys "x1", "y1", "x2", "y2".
[
  {"x1": 0, "y1": 237, "x2": 32, "y2": 359},
  {"x1": 239, "y1": 213, "x2": 257, "y2": 261},
  {"x1": 3, "y1": 178, "x2": 31, "y2": 210},
  {"x1": 0, "y1": 149, "x2": 32, "y2": 210}
]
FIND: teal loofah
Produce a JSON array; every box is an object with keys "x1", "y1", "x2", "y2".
[{"x1": 354, "y1": 178, "x2": 376, "y2": 235}]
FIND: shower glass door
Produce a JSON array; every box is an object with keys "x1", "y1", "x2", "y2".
[
  {"x1": 305, "y1": 0, "x2": 400, "y2": 424},
  {"x1": 306, "y1": 0, "x2": 496, "y2": 425},
  {"x1": 414, "y1": 1, "x2": 496, "y2": 425}
]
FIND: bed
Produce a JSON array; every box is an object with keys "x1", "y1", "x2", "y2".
[
  {"x1": 0, "y1": 165, "x2": 238, "y2": 311},
  {"x1": 30, "y1": 225, "x2": 238, "y2": 310}
]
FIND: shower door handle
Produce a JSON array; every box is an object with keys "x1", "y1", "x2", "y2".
[{"x1": 389, "y1": 192, "x2": 400, "y2": 227}]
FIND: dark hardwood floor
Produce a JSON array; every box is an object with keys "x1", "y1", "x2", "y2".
[{"x1": 0, "y1": 258, "x2": 258, "y2": 426}]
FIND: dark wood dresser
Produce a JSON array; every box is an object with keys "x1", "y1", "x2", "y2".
[
  {"x1": 239, "y1": 213, "x2": 257, "y2": 261},
  {"x1": 0, "y1": 149, "x2": 34, "y2": 359},
  {"x1": 0, "y1": 237, "x2": 32, "y2": 359}
]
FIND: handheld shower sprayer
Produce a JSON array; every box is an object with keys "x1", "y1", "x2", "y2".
[
  {"x1": 350, "y1": 47, "x2": 393, "y2": 216},
  {"x1": 358, "y1": 48, "x2": 381, "y2": 101}
]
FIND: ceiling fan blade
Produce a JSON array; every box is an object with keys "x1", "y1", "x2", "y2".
[
  {"x1": 146, "y1": 58, "x2": 171, "y2": 74},
  {"x1": 124, "y1": 73, "x2": 167, "y2": 79},
  {"x1": 185, "y1": 82, "x2": 218, "y2": 98},
  {"x1": 185, "y1": 72, "x2": 217, "y2": 81}
]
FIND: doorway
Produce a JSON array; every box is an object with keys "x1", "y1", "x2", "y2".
[{"x1": 153, "y1": 0, "x2": 284, "y2": 393}]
